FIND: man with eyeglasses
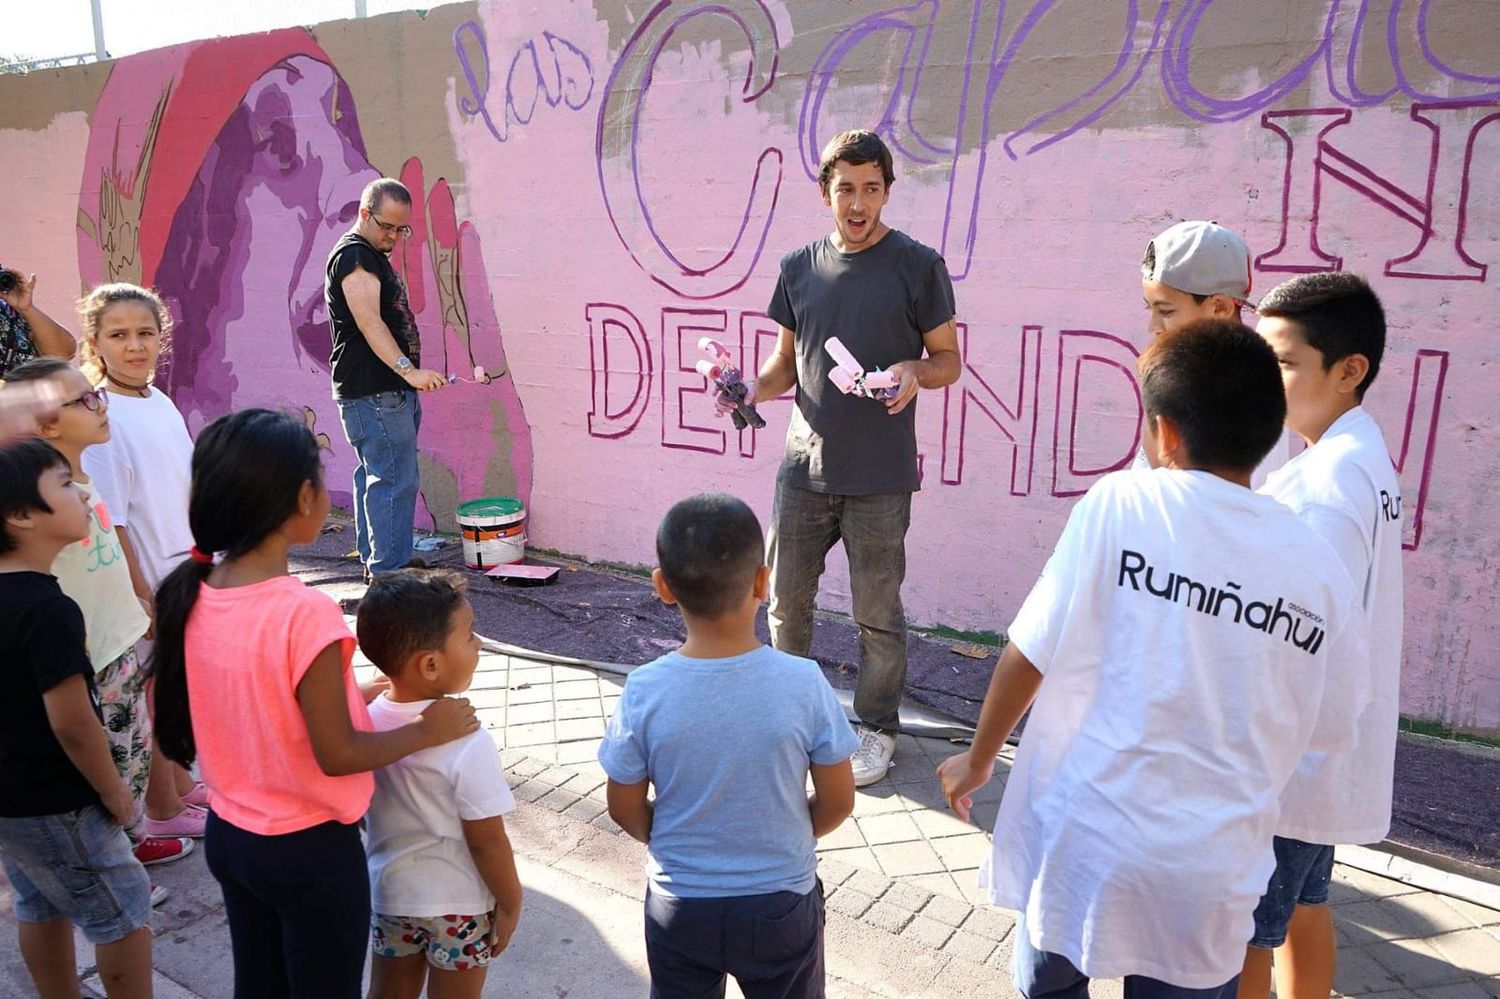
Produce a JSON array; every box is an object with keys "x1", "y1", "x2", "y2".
[{"x1": 325, "y1": 178, "x2": 447, "y2": 584}]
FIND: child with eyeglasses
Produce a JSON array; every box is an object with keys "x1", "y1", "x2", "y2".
[{"x1": 1, "y1": 359, "x2": 194, "y2": 896}]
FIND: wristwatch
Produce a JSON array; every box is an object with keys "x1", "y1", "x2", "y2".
[{"x1": 394, "y1": 356, "x2": 414, "y2": 375}]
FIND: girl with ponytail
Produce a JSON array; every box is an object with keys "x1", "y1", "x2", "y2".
[{"x1": 151, "y1": 408, "x2": 478, "y2": 997}]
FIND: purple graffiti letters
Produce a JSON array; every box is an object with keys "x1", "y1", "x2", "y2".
[
  {"x1": 454, "y1": 19, "x2": 594, "y2": 145},
  {"x1": 1393, "y1": 348, "x2": 1448, "y2": 550},
  {"x1": 1257, "y1": 102, "x2": 1499, "y2": 281},
  {"x1": 939, "y1": 322, "x2": 1042, "y2": 496},
  {"x1": 596, "y1": 0, "x2": 783, "y2": 300},
  {"x1": 587, "y1": 303, "x2": 653, "y2": 438},
  {"x1": 792, "y1": 0, "x2": 1499, "y2": 281},
  {"x1": 797, "y1": 0, "x2": 949, "y2": 181},
  {"x1": 739, "y1": 311, "x2": 787, "y2": 459},
  {"x1": 1051, "y1": 330, "x2": 1142, "y2": 497},
  {"x1": 661, "y1": 308, "x2": 730, "y2": 454},
  {"x1": 588, "y1": 306, "x2": 1450, "y2": 551}
]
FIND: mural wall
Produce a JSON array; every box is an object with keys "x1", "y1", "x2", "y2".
[{"x1": 2, "y1": 0, "x2": 1496, "y2": 732}]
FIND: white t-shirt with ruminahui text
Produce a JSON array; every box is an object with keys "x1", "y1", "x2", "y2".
[
  {"x1": 365, "y1": 694, "x2": 517, "y2": 917},
  {"x1": 81, "y1": 388, "x2": 194, "y2": 590},
  {"x1": 1261, "y1": 406, "x2": 1403, "y2": 846},
  {"x1": 981, "y1": 468, "x2": 1369, "y2": 989}
]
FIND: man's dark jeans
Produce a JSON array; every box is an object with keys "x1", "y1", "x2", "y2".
[{"x1": 766, "y1": 480, "x2": 911, "y2": 732}]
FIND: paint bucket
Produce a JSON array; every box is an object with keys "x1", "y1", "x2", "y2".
[{"x1": 456, "y1": 497, "x2": 526, "y2": 569}]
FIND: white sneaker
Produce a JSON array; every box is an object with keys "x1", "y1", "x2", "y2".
[{"x1": 851, "y1": 726, "x2": 897, "y2": 787}]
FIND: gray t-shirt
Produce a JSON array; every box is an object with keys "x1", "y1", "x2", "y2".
[{"x1": 766, "y1": 229, "x2": 955, "y2": 495}]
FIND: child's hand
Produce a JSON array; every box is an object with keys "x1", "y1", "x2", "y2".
[
  {"x1": 102, "y1": 783, "x2": 137, "y2": 828},
  {"x1": 359, "y1": 675, "x2": 392, "y2": 703},
  {"x1": 418, "y1": 696, "x2": 479, "y2": 746},
  {"x1": 936, "y1": 750, "x2": 995, "y2": 823},
  {"x1": 488, "y1": 906, "x2": 520, "y2": 955},
  {"x1": 137, "y1": 595, "x2": 155, "y2": 641}
]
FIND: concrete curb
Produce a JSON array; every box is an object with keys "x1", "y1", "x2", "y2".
[{"x1": 1341, "y1": 844, "x2": 1500, "y2": 912}]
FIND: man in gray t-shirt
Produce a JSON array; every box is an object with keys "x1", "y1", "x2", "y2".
[{"x1": 725, "y1": 129, "x2": 958, "y2": 787}]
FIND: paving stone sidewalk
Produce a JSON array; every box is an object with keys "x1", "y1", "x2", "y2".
[{"x1": 410, "y1": 641, "x2": 1500, "y2": 998}]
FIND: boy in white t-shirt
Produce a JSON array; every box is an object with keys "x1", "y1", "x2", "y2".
[
  {"x1": 939, "y1": 320, "x2": 1370, "y2": 998},
  {"x1": 1239, "y1": 273, "x2": 1403, "y2": 999},
  {"x1": 1135, "y1": 221, "x2": 1289, "y2": 485},
  {"x1": 357, "y1": 569, "x2": 522, "y2": 999}
]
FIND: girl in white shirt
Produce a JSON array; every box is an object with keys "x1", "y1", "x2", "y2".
[{"x1": 78, "y1": 284, "x2": 206, "y2": 840}]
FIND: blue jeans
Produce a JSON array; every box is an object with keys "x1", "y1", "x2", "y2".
[
  {"x1": 1012, "y1": 914, "x2": 1239, "y2": 999},
  {"x1": 0, "y1": 804, "x2": 151, "y2": 945},
  {"x1": 766, "y1": 481, "x2": 912, "y2": 732},
  {"x1": 1250, "y1": 836, "x2": 1335, "y2": 948},
  {"x1": 336, "y1": 389, "x2": 421, "y2": 576}
]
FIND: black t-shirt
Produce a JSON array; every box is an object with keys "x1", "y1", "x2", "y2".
[
  {"x1": 0, "y1": 572, "x2": 104, "y2": 817},
  {"x1": 766, "y1": 229, "x2": 956, "y2": 494},
  {"x1": 325, "y1": 232, "x2": 421, "y2": 400}
]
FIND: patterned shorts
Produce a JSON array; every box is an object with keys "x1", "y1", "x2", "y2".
[
  {"x1": 96, "y1": 646, "x2": 152, "y2": 834},
  {"x1": 371, "y1": 912, "x2": 493, "y2": 971}
]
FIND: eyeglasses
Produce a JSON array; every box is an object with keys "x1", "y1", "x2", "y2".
[
  {"x1": 64, "y1": 388, "x2": 109, "y2": 413},
  {"x1": 368, "y1": 214, "x2": 413, "y2": 237}
]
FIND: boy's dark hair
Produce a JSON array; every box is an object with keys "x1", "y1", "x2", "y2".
[
  {"x1": 1256, "y1": 272, "x2": 1386, "y2": 399},
  {"x1": 818, "y1": 129, "x2": 895, "y2": 195},
  {"x1": 150, "y1": 408, "x2": 324, "y2": 766},
  {"x1": 656, "y1": 493, "x2": 764, "y2": 619},
  {"x1": 361, "y1": 178, "x2": 412, "y2": 214},
  {"x1": 0, "y1": 439, "x2": 69, "y2": 556},
  {"x1": 1138, "y1": 320, "x2": 1286, "y2": 472},
  {"x1": 357, "y1": 568, "x2": 470, "y2": 677}
]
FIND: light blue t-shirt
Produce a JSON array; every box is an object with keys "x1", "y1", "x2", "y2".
[{"x1": 597, "y1": 645, "x2": 860, "y2": 898}]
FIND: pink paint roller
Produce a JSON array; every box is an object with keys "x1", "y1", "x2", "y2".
[
  {"x1": 696, "y1": 337, "x2": 766, "y2": 430},
  {"x1": 448, "y1": 364, "x2": 506, "y2": 385},
  {"x1": 825, "y1": 337, "x2": 900, "y2": 400}
]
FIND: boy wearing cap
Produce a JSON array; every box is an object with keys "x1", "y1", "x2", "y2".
[
  {"x1": 1136, "y1": 221, "x2": 1288, "y2": 484},
  {"x1": 1141, "y1": 220, "x2": 1253, "y2": 337}
]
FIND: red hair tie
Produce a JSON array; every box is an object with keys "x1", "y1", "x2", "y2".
[{"x1": 189, "y1": 546, "x2": 214, "y2": 565}]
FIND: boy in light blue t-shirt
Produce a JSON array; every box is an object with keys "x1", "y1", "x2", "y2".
[{"x1": 599, "y1": 492, "x2": 860, "y2": 998}]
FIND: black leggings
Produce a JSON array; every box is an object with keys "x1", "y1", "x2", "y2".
[{"x1": 204, "y1": 810, "x2": 370, "y2": 999}]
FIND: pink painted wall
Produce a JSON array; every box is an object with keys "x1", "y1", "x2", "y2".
[{"x1": 2, "y1": 0, "x2": 1496, "y2": 731}]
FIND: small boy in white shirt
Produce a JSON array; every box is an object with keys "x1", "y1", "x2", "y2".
[
  {"x1": 939, "y1": 320, "x2": 1369, "y2": 998},
  {"x1": 357, "y1": 569, "x2": 521, "y2": 999},
  {"x1": 1239, "y1": 273, "x2": 1403, "y2": 999}
]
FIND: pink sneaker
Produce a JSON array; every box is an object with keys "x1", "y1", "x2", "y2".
[
  {"x1": 144, "y1": 804, "x2": 207, "y2": 839},
  {"x1": 181, "y1": 782, "x2": 210, "y2": 808}
]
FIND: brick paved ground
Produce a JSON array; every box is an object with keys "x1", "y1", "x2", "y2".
[{"x1": 366, "y1": 643, "x2": 1500, "y2": 997}]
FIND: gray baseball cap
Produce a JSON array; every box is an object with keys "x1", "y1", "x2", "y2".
[{"x1": 1142, "y1": 221, "x2": 1253, "y2": 303}]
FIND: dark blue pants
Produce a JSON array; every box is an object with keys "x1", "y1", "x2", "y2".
[
  {"x1": 644, "y1": 881, "x2": 825, "y2": 998},
  {"x1": 1013, "y1": 913, "x2": 1239, "y2": 999},
  {"x1": 204, "y1": 811, "x2": 370, "y2": 999}
]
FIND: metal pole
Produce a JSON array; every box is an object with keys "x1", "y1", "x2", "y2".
[
  {"x1": 91, "y1": 0, "x2": 107, "y2": 59},
  {"x1": 355, "y1": 0, "x2": 367, "y2": 16}
]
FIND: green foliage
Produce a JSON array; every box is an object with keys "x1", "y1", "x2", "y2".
[{"x1": 1399, "y1": 716, "x2": 1500, "y2": 750}]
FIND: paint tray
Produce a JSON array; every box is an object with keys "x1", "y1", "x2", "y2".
[{"x1": 485, "y1": 563, "x2": 560, "y2": 586}]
